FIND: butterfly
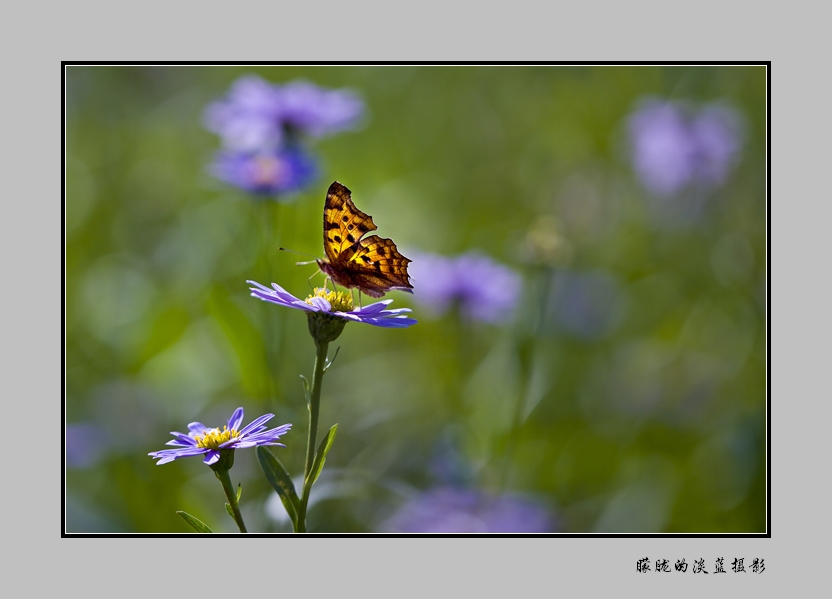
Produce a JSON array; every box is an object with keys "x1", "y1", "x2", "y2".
[{"x1": 316, "y1": 181, "x2": 413, "y2": 298}]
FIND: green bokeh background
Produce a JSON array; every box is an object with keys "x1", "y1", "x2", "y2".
[{"x1": 65, "y1": 65, "x2": 767, "y2": 533}]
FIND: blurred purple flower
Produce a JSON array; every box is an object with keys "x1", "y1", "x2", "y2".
[
  {"x1": 627, "y1": 98, "x2": 743, "y2": 197},
  {"x1": 203, "y1": 75, "x2": 364, "y2": 152},
  {"x1": 209, "y1": 147, "x2": 318, "y2": 196},
  {"x1": 203, "y1": 75, "x2": 285, "y2": 152},
  {"x1": 381, "y1": 487, "x2": 555, "y2": 533},
  {"x1": 248, "y1": 281, "x2": 418, "y2": 328},
  {"x1": 276, "y1": 80, "x2": 365, "y2": 137},
  {"x1": 149, "y1": 407, "x2": 291, "y2": 466},
  {"x1": 203, "y1": 75, "x2": 364, "y2": 198},
  {"x1": 408, "y1": 251, "x2": 522, "y2": 324},
  {"x1": 66, "y1": 422, "x2": 110, "y2": 468}
]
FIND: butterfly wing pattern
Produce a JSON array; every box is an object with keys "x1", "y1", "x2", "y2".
[{"x1": 317, "y1": 181, "x2": 414, "y2": 298}]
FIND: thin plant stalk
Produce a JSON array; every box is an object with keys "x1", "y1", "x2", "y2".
[
  {"x1": 214, "y1": 466, "x2": 248, "y2": 533},
  {"x1": 296, "y1": 338, "x2": 329, "y2": 533}
]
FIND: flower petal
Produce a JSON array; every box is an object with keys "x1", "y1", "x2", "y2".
[
  {"x1": 248, "y1": 280, "x2": 319, "y2": 313},
  {"x1": 149, "y1": 447, "x2": 208, "y2": 465},
  {"x1": 227, "y1": 407, "x2": 245, "y2": 431},
  {"x1": 350, "y1": 299, "x2": 394, "y2": 316},
  {"x1": 307, "y1": 296, "x2": 331, "y2": 312},
  {"x1": 167, "y1": 432, "x2": 198, "y2": 446},
  {"x1": 239, "y1": 413, "x2": 275, "y2": 436},
  {"x1": 203, "y1": 450, "x2": 221, "y2": 465},
  {"x1": 236, "y1": 440, "x2": 286, "y2": 449},
  {"x1": 359, "y1": 316, "x2": 419, "y2": 328},
  {"x1": 244, "y1": 423, "x2": 293, "y2": 443}
]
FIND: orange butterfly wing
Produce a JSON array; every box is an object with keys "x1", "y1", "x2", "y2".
[{"x1": 317, "y1": 181, "x2": 414, "y2": 298}]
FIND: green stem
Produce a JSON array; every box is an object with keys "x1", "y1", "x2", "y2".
[
  {"x1": 214, "y1": 466, "x2": 247, "y2": 533},
  {"x1": 296, "y1": 339, "x2": 329, "y2": 533}
]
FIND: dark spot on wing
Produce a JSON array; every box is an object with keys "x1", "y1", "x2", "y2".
[
  {"x1": 347, "y1": 233, "x2": 356, "y2": 243},
  {"x1": 332, "y1": 235, "x2": 341, "y2": 243}
]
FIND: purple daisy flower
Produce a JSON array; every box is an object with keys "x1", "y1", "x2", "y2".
[
  {"x1": 209, "y1": 147, "x2": 318, "y2": 196},
  {"x1": 627, "y1": 97, "x2": 744, "y2": 197},
  {"x1": 248, "y1": 281, "x2": 417, "y2": 328},
  {"x1": 148, "y1": 407, "x2": 291, "y2": 466},
  {"x1": 275, "y1": 79, "x2": 365, "y2": 137},
  {"x1": 203, "y1": 75, "x2": 286, "y2": 152},
  {"x1": 407, "y1": 250, "x2": 522, "y2": 324},
  {"x1": 203, "y1": 75, "x2": 364, "y2": 151}
]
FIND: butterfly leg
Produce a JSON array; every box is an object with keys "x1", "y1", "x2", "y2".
[{"x1": 308, "y1": 270, "x2": 325, "y2": 291}]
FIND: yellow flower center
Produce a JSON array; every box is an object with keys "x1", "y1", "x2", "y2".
[
  {"x1": 194, "y1": 426, "x2": 240, "y2": 450},
  {"x1": 305, "y1": 287, "x2": 354, "y2": 312}
]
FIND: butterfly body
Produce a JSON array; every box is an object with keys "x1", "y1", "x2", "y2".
[{"x1": 317, "y1": 181, "x2": 413, "y2": 298}]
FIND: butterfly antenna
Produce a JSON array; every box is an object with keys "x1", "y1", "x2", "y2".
[{"x1": 279, "y1": 247, "x2": 319, "y2": 265}]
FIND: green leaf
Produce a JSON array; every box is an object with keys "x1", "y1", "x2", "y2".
[
  {"x1": 257, "y1": 446, "x2": 299, "y2": 527},
  {"x1": 299, "y1": 375, "x2": 310, "y2": 403},
  {"x1": 323, "y1": 346, "x2": 341, "y2": 372},
  {"x1": 225, "y1": 503, "x2": 234, "y2": 520},
  {"x1": 307, "y1": 423, "x2": 338, "y2": 487},
  {"x1": 177, "y1": 511, "x2": 214, "y2": 533}
]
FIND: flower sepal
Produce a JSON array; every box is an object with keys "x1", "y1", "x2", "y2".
[
  {"x1": 209, "y1": 448, "x2": 236, "y2": 474},
  {"x1": 306, "y1": 310, "x2": 348, "y2": 344}
]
